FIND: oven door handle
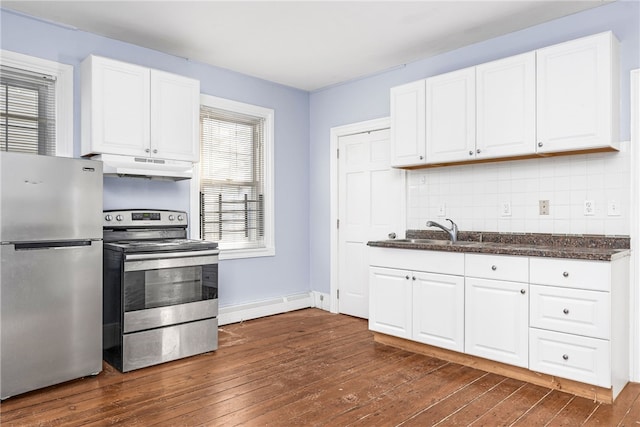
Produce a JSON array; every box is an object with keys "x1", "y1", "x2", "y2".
[
  {"x1": 124, "y1": 249, "x2": 219, "y2": 261},
  {"x1": 124, "y1": 254, "x2": 218, "y2": 272}
]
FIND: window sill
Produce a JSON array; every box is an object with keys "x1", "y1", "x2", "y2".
[{"x1": 219, "y1": 246, "x2": 275, "y2": 260}]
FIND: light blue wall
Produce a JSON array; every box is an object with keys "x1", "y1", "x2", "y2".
[
  {"x1": 309, "y1": 0, "x2": 640, "y2": 293},
  {"x1": 0, "y1": 8, "x2": 311, "y2": 308}
]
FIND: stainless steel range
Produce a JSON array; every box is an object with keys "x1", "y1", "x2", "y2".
[{"x1": 102, "y1": 209, "x2": 219, "y2": 372}]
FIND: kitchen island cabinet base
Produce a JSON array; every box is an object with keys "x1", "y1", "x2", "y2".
[{"x1": 373, "y1": 332, "x2": 618, "y2": 404}]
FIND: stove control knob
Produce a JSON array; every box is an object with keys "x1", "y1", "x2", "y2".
[
  {"x1": 116, "y1": 215, "x2": 123, "y2": 221},
  {"x1": 177, "y1": 215, "x2": 184, "y2": 221},
  {"x1": 105, "y1": 214, "x2": 113, "y2": 221},
  {"x1": 168, "y1": 215, "x2": 175, "y2": 221}
]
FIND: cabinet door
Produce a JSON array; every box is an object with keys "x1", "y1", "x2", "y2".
[
  {"x1": 390, "y1": 80, "x2": 426, "y2": 167},
  {"x1": 536, "y1": 32, "x2": 618, "y2": 153},
  {"x1": 85, "y1": 56, "x2": 150, "y2": 156},
  {"x1": 465, "y1": 277, "x2": 529, "y2": 367},
  {"x1": 412, "y1": 272, "x2": 464, "y2": 352},
  {"x1": 150, "y1": 70, "x2": 200, "y2": 162},
  {"x1": 369, "y1": 267, "x2": 412, "y2": 339},
  {"x1": 426, "y1": 67, "x2": 475, "y2": 163},
  {"x1": 476, "y1": 52, "x2": 536, "y2": 158}
]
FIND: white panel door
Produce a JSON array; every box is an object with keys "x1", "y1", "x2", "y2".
[
  {"x1": 465, "y1": 277, "x2": 529, "y2": 368},
  {"x1": 338, "y1": 129, "x2": 404, "y2": 319},
  {"x1": 536, "y1": 32, "x2": 616, "y2": 153},
  {"x1": 426, "y1": 67, "x2": 476, "y2": 163},
  {"x1": 369, "y1": 267, "x2": 412, "y2": 338},
  {"x1": 412, "y1": 272, "x2": 465, "y2": 352},
  {"x1": 150, "y1": 70, "x2": 200, "y2": 162},
  {"x1": 89, "y1": 56, "x2": 150, "y2": 156},
  {"x1": 476, "y1": 52, "x2": 536, "y2": 158},
  {"x1": 390, "y1": 80, "x2": 426, "y2": 167}
]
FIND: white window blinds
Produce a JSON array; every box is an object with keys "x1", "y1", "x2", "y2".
[
  {"x1": 0, "y1": 65, "x2": 56, "y2": 155},
  {"x1": 200, "y1": 105, "x2": 265, "y2": 250}
]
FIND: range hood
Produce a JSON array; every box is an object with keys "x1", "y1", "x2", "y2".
[{"x1": 91, "y1": 154, "x2": 193, "y2": 180}]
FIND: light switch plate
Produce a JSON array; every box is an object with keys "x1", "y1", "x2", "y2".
[
  {"x1": 437, "y1": 203, "x2": 446, "y2": 217},
  {"x1": 539, "y1": 200, "x2": 549, "y2": 215}
]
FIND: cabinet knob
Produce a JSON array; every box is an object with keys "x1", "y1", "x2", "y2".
[
  {"x1": 563, "y1": 271, "x2": 569, "y2": 278},
  {"x1": 563, "y1": 308, "x2": 570, "y2": 315},
  {"x1": 491, "y1": 265, "x2": 497, "y2": 271},
  {"x1": 562, "y1": 354, "x2": 569, "y2": 361},
  {"x1": 153, "y1": 149, "x2": 158, "y2": 154},
  {"x1": 405, "y1": 275, "x2": 410, "y2": 280},
  {"x1": 520, "y1": 289, "x2": 526, "y2": 294},
  {"x1": 419, "y1": 155, "x2": 424, "y2": 160},
  {"x1": 145, "y1": 148, "x2": 150, "y2": 153},
  {"x1": 538, "y1": 142, "x2": 543, "y2": 147},
  {"x1": 469, "y1": 150, "x2": 474, "y2": 156},
  {"x1": 412, "y1": 276, "x2": 416, "y2": 281},
  {"x1": 476, "y1": 149, "x2": 481, "y2": 154}
]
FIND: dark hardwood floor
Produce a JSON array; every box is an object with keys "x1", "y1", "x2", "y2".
[{"x1": 1, "y1": 308, "x2": 639, "y2": 426}]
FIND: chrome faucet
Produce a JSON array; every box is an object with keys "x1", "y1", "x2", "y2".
[{"x1": 426, "y1": 218, "x2": 458, "y2": 242}]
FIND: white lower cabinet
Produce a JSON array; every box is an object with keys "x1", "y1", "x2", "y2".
[
  {"x1": 368, "y1": 247, "x2": 464, "y2": 344},
  {"x1": 465, "y1": 277, "x2": 529, "y2": 368},
  {"x1": 530, "y1": 328, "x2": 610, "y2": 388},
  {"x1": 369, "y1": 246, "x2": 630, "y2": 400},
  {"x1": 528, "y1": 256, "x2": 629, "y2": 399},
  {"x1": 369, "y1": 267, "x2": 412, "y2": 339},
  {"x1": 412, "y1": 272, "x2": 464, "y2": 352}
]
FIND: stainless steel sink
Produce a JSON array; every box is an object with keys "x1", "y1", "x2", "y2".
[{"x1": 391, "y1": 239, "x2": 479, "y2": 246}]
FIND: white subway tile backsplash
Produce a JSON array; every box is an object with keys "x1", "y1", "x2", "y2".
[{"x1": 408, "y1": 150, "x2": 631, "y2": 235}]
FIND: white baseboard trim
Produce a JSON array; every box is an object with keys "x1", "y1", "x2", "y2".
[
  {"x1": 218, "y1": 292, "x2": 314, "y2": 326},
  {"x1": 311, "y1": 291, "x2": 331, "y2": 312}
]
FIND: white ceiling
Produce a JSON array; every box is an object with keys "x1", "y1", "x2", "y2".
[{"x1": 2, "y1": 1, "x2": 609, "y2": 91}]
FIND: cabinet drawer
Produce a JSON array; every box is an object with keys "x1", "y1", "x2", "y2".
[
  {"x1": 530, "y1": 328, "x2": 610, "y2": 388},
  {"x1": 369, "y1": 247, "x2": 464, "y2": 275},
  {"x1": 465, "y1": 254, "x2": 528, "y2": 282},
  {"x1": 530, "y1": 258, "x2": 610, "y2": 291},
  {"x1": 530, "y1": 285, "x2": 610, "y2": 339}
]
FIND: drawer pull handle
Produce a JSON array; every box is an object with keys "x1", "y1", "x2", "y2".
[
  {"x1": 520, "y1": 289, "x2": 526, "y2": 295},
  {"x1": 491, "y1": 265, "x2": 497, "y2": 271},
  {"x1": 405, "y1": 275, "x2": 410, "y2": 280},
  {"x1": 562, "y1": 354, "x2": 569, "y2": 361},
  {"x1": 563, "y1": 308, "x2": 570, "y2": 315},
  {"x1": 563, "y1": 271, "x2": 569, "y2": 278}
]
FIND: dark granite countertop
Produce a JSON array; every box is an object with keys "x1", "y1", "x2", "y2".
[{"x1": 367, "y1": 230, "x2": 630, "y2": 261}]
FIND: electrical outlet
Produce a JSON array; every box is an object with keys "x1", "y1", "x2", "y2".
[
  {"x1": 539, "y1": 200, "x2": 549, "y2": 215},
  {"x1": 437, "y1": 203, "x2": 446, "y2": 217},
  {"x1": 607, "y1": 200, "x2": 621, "y2": 216},
  {"x1": 584, "y1": 200, "x2": 595, "y2": 216},
  {"x1": 500, "y1": 201, "x2": 512, "y2": 217}
]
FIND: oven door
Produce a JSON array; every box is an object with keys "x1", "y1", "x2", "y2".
[{"x1": 122, "y1": 249, "x2": 218, "y2": 333}]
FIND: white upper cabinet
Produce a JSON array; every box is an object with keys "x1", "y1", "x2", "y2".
[
  {"x1": 389, "y1": 31, "x2": 620, "y2": 169},
  {"x1": 425, "y1": 67, "x2": 476, "y2": 164},
  {"x1": 476, "y1": 52, "x2": 536, "y2": 159},
  {"x1": 81, "y1": 55, "x2": 200, "y2": 162},
  {"x1": 81, "y1": 56, "x2": 150, "y2": 157},
  {"x1": 536, "y1": 31, "x2": 619, "y2": 153},
  {"x1": 390, "y1": 80, "x2": 426, "y2": 167},
  {"x1": 150, "y1": 70, "x2": 200, "y2": 162}
]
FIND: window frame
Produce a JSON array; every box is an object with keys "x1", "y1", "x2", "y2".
[
  {"x1": 190, "y1": 94, "x2": 275, "y2": 260},
  {"x1": 0, "y1": 50, "x2": 73, "y2": 157}
]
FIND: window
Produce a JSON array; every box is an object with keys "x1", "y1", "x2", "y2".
[
  {"x1": 0, "y1": 50, "x2": 73, "y2": 157},
  {"x1": 193, "y1": 94, "x2": 274, "y2": 259}
]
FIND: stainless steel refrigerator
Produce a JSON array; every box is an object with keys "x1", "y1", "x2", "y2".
[{"x1": 1, "y1": 152, "x2": 103, "y2": 400}]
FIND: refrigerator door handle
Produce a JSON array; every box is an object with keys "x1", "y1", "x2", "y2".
[{"x1": 13, "y1": 240, "x2": 92, "y2": 250}]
